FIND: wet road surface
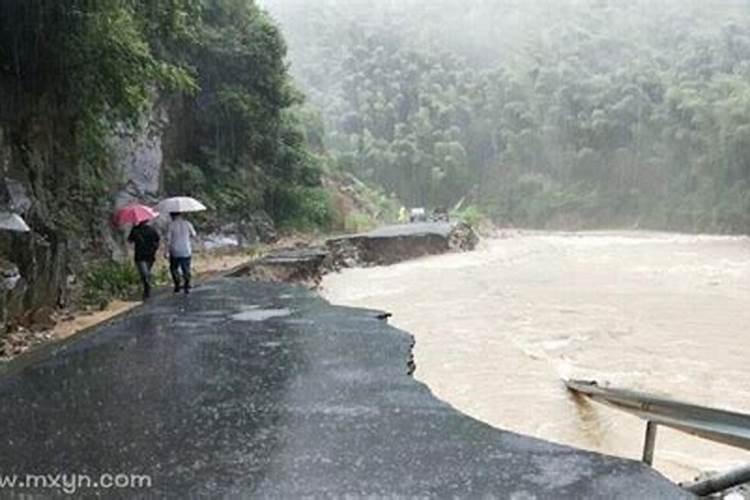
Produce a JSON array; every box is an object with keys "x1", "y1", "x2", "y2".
[{"x1": 0, "y1": 278, "x2": 688, "y2": 498}]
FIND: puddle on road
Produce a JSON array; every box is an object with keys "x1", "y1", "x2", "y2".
[{"x1": 231, "y1": 308, "x2": 292, "y2": 322}]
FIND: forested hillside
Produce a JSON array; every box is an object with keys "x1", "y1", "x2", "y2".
[
  {"x1": 264, "y1": 0, "x2": 750, "y2": 231},
  {"x1": 0, "y1": 0, "x2": 326, "y2": 322}
]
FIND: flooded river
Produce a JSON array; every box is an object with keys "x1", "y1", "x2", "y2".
[{"x1": 321, "y1": 231, "x2": 750, "y2": 481}]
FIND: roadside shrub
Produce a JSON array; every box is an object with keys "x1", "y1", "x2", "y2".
[
  {"x1": 82, "y1": 260, "x2": 141, "y2": 308},
  {"x1": 452, "y1": 205, "x2": 485, "y2": 228},
  {"x1": 344, "y1": 212, "x2": 375, "y2": 233},
  {"x1": 275, "y1": 186, "x2": 335, "y2": 230},
  {"x1": 164, "y1": 162, "x2": 207, "y2": 199}
]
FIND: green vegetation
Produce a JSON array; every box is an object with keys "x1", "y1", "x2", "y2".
[
  {"x1": 82, "y1": 260, "x2": 173, "y2": 308},
  {"x1": 81, "y1": 261, "x2": 142, "y2": 308},
  {"x1": 451, "y1": 206, "x2": 486, "y2": 230},
  {"x1": 325, "y1": 171, "x2": 400, "y2": 232},
  {"x1": 344, "y1": 213, "x2": 375, "y2": 233},
  {"x1": 276, "y1": 186, "x2": 335, "y2": 231},
  {"x1": 161, "y1": 1, "x2": 327, "y2": 228},
  {"x1": 267, "y1": 0, "x2": 750, "y2": 233}
]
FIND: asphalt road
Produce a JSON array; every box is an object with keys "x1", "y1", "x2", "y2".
[{"x1": 0, "y1": 279, "x2": 691, "y2": 498}]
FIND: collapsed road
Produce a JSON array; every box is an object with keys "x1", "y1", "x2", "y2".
[
  {"x1": 229, "y1": 222, "x2": 479, "y2": 287},
  {"x1": 0, "y1": 278, "x2": 690, "y2": 498},
  {"x1": 325, "y1": 221, "x2": 479, "y2": 270}
]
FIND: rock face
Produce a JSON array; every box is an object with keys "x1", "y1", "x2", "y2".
[
  {"x1": 0, "y1": 129, "x2": 79, "y2": 329},
  {"x1": 0, "y1": 100, "x2": 172, "y2": 332},
  {"x1": 111, "y1": 103, "x2": 169, "y2": 208},
  {"x1": 326, "y1": 221, "x2": 478, "y2": 270},
  {"x1": 0, "y1": 96, "x2": 204, "y2": 332}
]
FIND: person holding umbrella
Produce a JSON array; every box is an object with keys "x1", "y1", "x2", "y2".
[
  {"x1": 158, "y1": 197, "x2": 206, "y2": 294},
  {"x1": 165, "y1": 212, "x2": 196, "y2": 294},
  {"x1": 115, "y1": 204, "x2": 160, "y2": 300}
]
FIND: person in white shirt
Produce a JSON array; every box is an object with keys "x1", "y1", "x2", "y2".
[{"x1": 166, "y1": 212, "x2": 197, "y2": 293}]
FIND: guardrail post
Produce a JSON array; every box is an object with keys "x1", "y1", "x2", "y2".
[{"x1": 642, "y1": 421, "x2": 657, "y2": 466}]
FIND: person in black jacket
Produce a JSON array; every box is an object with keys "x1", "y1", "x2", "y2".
[{"x1": 127, "y1": 221, "x2": 161, "y2": 300}]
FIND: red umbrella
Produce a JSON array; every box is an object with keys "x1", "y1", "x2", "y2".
[{"x1": 113, "y1": 204, "x2": 159, "y2": 227}]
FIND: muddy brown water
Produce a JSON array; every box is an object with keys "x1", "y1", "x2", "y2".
[{"x1": 321, "y1": 231, "x2": 750, "y2": 481}]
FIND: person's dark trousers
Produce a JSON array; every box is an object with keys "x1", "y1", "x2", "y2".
[
  {"x1": 169, "y1": 256, "x2": 192, "y2": 293},
  {"x1": 135, "y1": 259, "x2": 155, "y2": 300}
]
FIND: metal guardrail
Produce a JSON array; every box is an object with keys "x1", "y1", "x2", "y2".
[
  {"x1": 566, "y1": 380, "x2": 750, "y2": 495},
  {"x1": 564, "y1": 380, "x2": 750, "y2": 467},
  {"x1": 566, "y1": 379, "x2": 750, "y2": 495}
]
